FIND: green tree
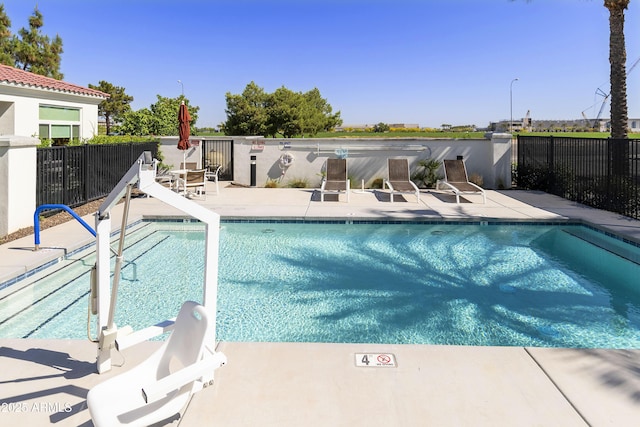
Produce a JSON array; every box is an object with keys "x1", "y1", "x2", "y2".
[
  {"x1": 223, "y1": 82, "x2": 341, "y2": 137},
  {"x1": 118, "y1": 95, "x2": 199, "y2": 136},
  {"x1": 117, "y1": 109, "x2": 154, "y2": 136},
  {"x1": 222, "y1": 81, "x2": 269, "y2": 136},
  {"x1": 513, "y1": 0, "x2": 629, "y2": 139},
  {"x1": 299, "y1": 87, "x2": 342, "y2": 136},
  {"x1": 149, "y1": 95, "x2": 199, "y2": 135},
  {"x1": 0, "y1": 5, "x2": 13, "y2": 66},
  {"x1": 266, "y1": 86, "x2": 303, "y2": 138},
  {"x1": 88, "y1": 81, "x2": 134, "y2": 135},
  {"x1": 12, "y1": 7, "x2": 63, "y2": 79},
  {"x1": 373, "y1": 122, "x2": 390, "y2": 133}
]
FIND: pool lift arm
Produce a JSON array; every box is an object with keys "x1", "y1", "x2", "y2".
[{"x1": 94, "y1": 152, "x2": 225, "y2": 385}]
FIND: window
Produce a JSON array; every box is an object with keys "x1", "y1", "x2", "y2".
[
  {"x1": 39, "y1": 105, "x2": 81, "y2": 145},
  {"x1": 39, "y1": 106, "x2": 80, "y2": 121},
  {"x1": 39, "y1": 124, "x2": 49, "y2": 139}
]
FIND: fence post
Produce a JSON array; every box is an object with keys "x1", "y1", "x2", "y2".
[
  {"x1": 62, "y1": 146, "x2": 69, "y2": 205},
  {"x1": 0, "y1": 136, "x2": 39, "y2": 237},
  {"x1": 83, "y1": 143, "x2": 89, "y2": 203},
  {"x1": 548, "y1": 135, "x2": 555, "y2": 191}
]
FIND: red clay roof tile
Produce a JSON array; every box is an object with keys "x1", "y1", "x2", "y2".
[{"x1": 0, "y1": 64, "x2": 108, "y2": 98}]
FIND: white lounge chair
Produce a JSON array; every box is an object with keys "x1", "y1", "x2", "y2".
[
  {"x1": 320, "y1": 158, "x2": 350, "y2": 202},
  {"x1": 436, "y1": 159, "x2": 486, "y2": 203},
  {"x1": 87, "y1": 301, "x2": 227, "y2": 427},
  {"x1": 384, "y1": 158, "x2": 420, "y2": 203}
]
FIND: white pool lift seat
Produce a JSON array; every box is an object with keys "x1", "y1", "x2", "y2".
[{"x1": 87, "y1": 301, "x2": 227, "y2": 427}]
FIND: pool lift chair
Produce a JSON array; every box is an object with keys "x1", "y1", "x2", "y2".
[{"x1": 87, "y1": 152, "x2": 226, "y2": 426}]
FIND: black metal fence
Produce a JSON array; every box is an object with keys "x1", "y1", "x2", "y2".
[
  {"x1": 516, "y1": 135, "x2": 640, "y2": 220},
  {"x1": 36, "y1": 142, "x2": 159, "y2": 207},
  {"x1": 201, "y1": 139, "x2": 234, "y2": 181}
]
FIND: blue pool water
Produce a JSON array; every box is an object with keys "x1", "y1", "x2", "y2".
[{"x1": 1, "y1": 221, "x2": 639, "y2": 348}]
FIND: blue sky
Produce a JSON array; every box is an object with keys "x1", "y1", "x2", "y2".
[{"x1": 3, "y1": 0, "x2": 639, "y2": 128}]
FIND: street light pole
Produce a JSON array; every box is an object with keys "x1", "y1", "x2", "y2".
[
  {"x1": 510, "y1": 78, "x2": 519, "y2": 133},
  {"x1": 177, "y1": 80, "x2": 184, "y2": 97}
]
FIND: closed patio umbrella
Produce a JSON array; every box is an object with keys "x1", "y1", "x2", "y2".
[{"x1": 178, "y1": 101, "x2": 191, "y2": 167}]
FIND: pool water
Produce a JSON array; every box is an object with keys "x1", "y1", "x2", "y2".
[{"x1": 1, "y1": 221, "x2": 639, "y2": 348}]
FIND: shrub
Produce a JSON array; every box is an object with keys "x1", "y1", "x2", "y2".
[
  {"x1": 370, "y1": 177, "x2": 384, "y2": 189},
  {"x1": 287, "y1": 177, "x2": 308, "y2": 188},
  {"x1": 86, "y1": 135, "x2": 159, "y2": 145},
  {"x1": 411, "y1": 158, "x2": 442, "y2": 188}
]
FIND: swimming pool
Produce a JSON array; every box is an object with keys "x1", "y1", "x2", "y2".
[{"x1": 1, "y1": 220, "x2": 639, "y2": 348}]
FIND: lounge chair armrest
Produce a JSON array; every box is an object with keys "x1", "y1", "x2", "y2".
[{"x1": 141, "y1": 351, "x2": 228, "y2": 403}]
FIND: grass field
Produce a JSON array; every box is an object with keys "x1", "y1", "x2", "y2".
[{"x1": 195, "y1": 130, "x2": 613, "y2": 139}]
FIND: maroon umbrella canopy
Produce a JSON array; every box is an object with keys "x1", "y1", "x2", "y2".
[{"x1": 178, "y1": 102, "x2": 191, "y2": 151}]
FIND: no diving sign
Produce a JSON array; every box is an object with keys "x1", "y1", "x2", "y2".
[{"x1": 355, "y1": 353, "x2": 397, "y2": 368}]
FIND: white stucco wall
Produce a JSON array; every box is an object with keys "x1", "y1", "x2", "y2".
[
  {"x1": 0, "y1": 136, "x2": 38, "y2": 236},
  {"x1": 0, "y1": 85, "x2": 102, "y2": 140},
  {"x1": 157, "y1": 136, "x2": 203, "y2": 170},
  {"x1": 229, "y1": 135, "x2": 512, "y2": 189},
  {"x1": 157, "y1": 135, "x2": 512, "y2": 189}
]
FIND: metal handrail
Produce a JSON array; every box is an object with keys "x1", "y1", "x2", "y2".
[{"x1": 34, "y1": 204, "x2": 96, "y2": 250}]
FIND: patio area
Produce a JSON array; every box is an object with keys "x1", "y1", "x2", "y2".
[{"x1": 1, "y1": 183, "x2": 639, "y2": 426}]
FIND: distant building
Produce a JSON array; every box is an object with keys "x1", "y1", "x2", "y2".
[
  {"x1": 388, "y1": 123, "x2": 420, "y2": 129},
  {"x1": 335, "y1": 124, "x2": 370, "y2": 131},
  {"x1": 491, "y1": 116, "x2": 640, "y2": 133}
]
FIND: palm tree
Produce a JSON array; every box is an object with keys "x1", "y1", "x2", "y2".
[
  {"x1": 514, "y1": 0, "x2": 630, "y2": 138},
  {"x1": 604, "y1": 0, "x2": 629, "y2": 139}
]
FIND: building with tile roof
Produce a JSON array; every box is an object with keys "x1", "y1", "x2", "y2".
[{"x1": 0, "y1": 64, "x2": 108, "y2": 143}]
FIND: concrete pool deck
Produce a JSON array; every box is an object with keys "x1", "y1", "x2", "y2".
[{"x1": 1, "y1": 184, "x2": 640, "y2": 426}]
